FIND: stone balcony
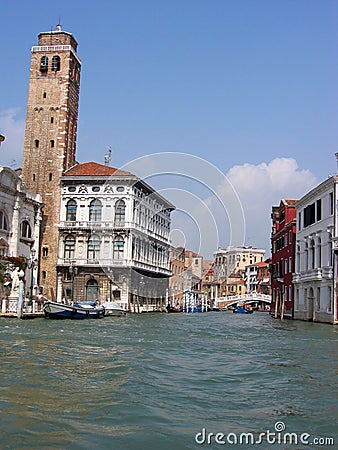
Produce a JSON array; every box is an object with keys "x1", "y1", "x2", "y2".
[
  {"x1": 293, "y1": 267, "x2": 333, "y2": 283},
  {"x1": 57, "y1": 257, "x2": 172, "y2": 276},
  {"x1": 59, "y1": 220, "x2": 170, "y2": 243}
]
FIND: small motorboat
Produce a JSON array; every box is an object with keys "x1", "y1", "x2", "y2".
[
  {"x1": 166, "y1": 304, "x2": 181, "y2": 313},
  {"x1": 101, "y1": 301, "x2": 126, "y2": 316},
  {"x1": 233, "y1": 305, "x2": 254, "y2": 314},
  {"x1": 43, "y1": 301, "x2": 105, "y2": 319}
]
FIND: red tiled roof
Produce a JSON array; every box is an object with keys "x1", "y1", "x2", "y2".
[
  {"x1": 246, "y1": 261, "x2": 269, "y2": 268},
  {"x1": 185, "y1": 250, "x2": 201, "y2": 257},
  {"x1": 64, "y1": 162, "x2": 134, "y2": 177},
  {"x1": 282, "y1": 199, "x2": 298, "y2": 206}
]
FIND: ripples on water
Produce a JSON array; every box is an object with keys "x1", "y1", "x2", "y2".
[{"x1": 0, "y1": 313, "x2": 337, "y2": 449}]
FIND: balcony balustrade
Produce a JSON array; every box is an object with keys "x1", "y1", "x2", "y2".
[
  {"x1": 57, "y1": 257, "x2": 171, "y2": 275},
  {"x1": 293, "y1": 267, "x2": 333, "y2": 284},
  {"x1": 59, "y1": 220, "x2": 170, "y2": 242}
]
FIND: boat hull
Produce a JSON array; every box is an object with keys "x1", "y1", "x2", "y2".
[
  {"x1": 233, "y1": 307, "x2": 253, "y2": 314},
  {"x1": 43, "y1": 301, "x2": 105, "y2": 319},
  {"x1": 102, "y1": 302, "x2": 126, "y2": 317}
]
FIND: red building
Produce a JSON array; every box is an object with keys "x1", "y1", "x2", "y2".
[{"x1": 270, "y1": 199, "x2": 297, "y2": 319}]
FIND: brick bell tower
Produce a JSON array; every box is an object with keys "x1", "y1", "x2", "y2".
[{"x1": 22, "y1": 24, "x2": 81, "y2": 298}]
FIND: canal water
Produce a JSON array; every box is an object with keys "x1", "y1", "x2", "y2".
[{"x1": 0, "y1": 312, "x2": 337, "y2": 449}]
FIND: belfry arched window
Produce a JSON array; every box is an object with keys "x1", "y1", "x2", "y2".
[
  {"x1": 64, "y1": 235, "x2": 75, "y2": 259},
  {"x1": 40, "y1": 56, "x2": 48, "y2": 72},
  {"x1": 66, "y1": 199, "x2": 77, "y2": 221},
  {"x1": 89, "y1": 199, "x2": 102, "y2": 222},
  {"x1": 113, "y1": 235, "x2": 124, "y2": 260},
  {"x1": 52, "y1": 55, "x2": 61, "y2": 72},
  {"x1": 115, "y1": 200, "x2": 125, "y2": 226}
]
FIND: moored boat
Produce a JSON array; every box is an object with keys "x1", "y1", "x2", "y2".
[
  {"x1": 43, "y1": 301, "x2": 105, "y2": 319},
  {"x1": 101, "y1": 301, "x2": 126, "y2": 316},
  {"x1": 233, "y1": 305, "x2": 253, "y2": 314}
]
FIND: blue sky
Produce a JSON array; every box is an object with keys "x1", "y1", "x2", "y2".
[{"x1": 1, "y1": 0, "x2": 338, "y2": 257}]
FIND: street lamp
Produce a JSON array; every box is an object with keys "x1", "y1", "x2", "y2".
[
  {"x1": 69, "y1": 263, "x2": 78, "y2": 303},
  {"x1": 107, "y1": 268, "x2": 113, "y2": 302},
  {"x1": 26, "y1": 248, "x2": 36, "y2": 307}
]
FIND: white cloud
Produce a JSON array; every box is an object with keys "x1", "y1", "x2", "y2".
[
  {"x1": 221, "y1": 157, "x2": 318, "y2": 254},
  {"x1": 0, "y1": 109, "x2": 24, "y2": 169}
]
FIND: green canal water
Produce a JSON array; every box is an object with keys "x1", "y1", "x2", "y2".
[{"x1": 0, "y1": 312, "x2": 337, "y2": 449}]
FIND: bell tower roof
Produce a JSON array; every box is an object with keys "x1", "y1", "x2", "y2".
[{"x1": 37, "y1": 24, "x2": 78, "y2": 51}]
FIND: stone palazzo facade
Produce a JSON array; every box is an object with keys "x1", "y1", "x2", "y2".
[
  {"x1": 293, "y1": 176, "x2": 338, "y2": 324},
  {"x1": 57, "y1": 162, "x2": 175, "y2": 311}
]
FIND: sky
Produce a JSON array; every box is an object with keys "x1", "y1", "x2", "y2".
[{"x1": 1, "y1": 0, "x2": 338, "y2": 259}]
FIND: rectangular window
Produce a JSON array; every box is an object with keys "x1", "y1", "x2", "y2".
[
  {"x1": 304, "y1": 203, "x2": 315, "y2": 227},
  {"x1": 316, "y1": 199, "x2": 321, "y2": 221},
  {"x1": 329, "y1": 192, "x2": 333, "y2": 215},
  {"x1": 298, "y1": 212, "x2": 301, "y2": 230}
]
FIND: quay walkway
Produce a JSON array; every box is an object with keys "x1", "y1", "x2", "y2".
[{"x1": 0, "y1": 298, "x2": 44, "y2": 318}]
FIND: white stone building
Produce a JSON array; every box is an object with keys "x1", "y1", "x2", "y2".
[
  {"x1": 0, "y1": 166, "x2": 42, "y2": 297},
  {"x1": 293, "y1": 176, "x2": 337, "y2": 324},
  {"x1": 213, "y1": 248, "x2": 227, "y2": 284},
  {"x1": 57, "y1": 162, "x2": 175, "y2": 312},
  {"x1": 213, "y1": 246, "x2": 265, "y2": 282}
]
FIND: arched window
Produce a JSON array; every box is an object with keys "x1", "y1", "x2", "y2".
[
  {"x1": 89, "y1": 199, "x2": 102, "y2": 222},
  {"x1": 86, "y1": 278, "x2": 98, "y2": 302},
  {"x1": 305, "y1": 242, "x2": 309, "y2": 270},
  {"x1": 296, "y1": 244, "x2": 300, "y2": 272},
  {"x1": 64, "y1": 235, "x2": 75, "y2": 259},
  {"x1": 34, "y1": 139, "x2": 39, "y2": 149},
  {"x1": 113, "y1": 235, "x2": 124, "y2": 260},
  {"x1": 52, "y1": 55, "x2": 61, "y2": 72},
  {"x1": 317, "y1": 238, "x2": 322, "y2": 267},
  {"x1": 0, "y1": 211, "x2": 8, "y2": 231},
  {"x1": 310, "y1": 239, "x2": 315, "y2": 269},
  {"x1": 115, "y1": 200, "x2": 125, "y2": 226},
  {"x1": 88, "y1": 234, "x2": 100, "y2": 260},
  {"x1": 21, "y1": 220, "x2": 32, "y2": 239},
  {"x1": 40, "y1": 56, "x2": 48, "y2": 72},
  {"x1": 66, "y1": 199, "x2": 77, "y2": 221}
]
